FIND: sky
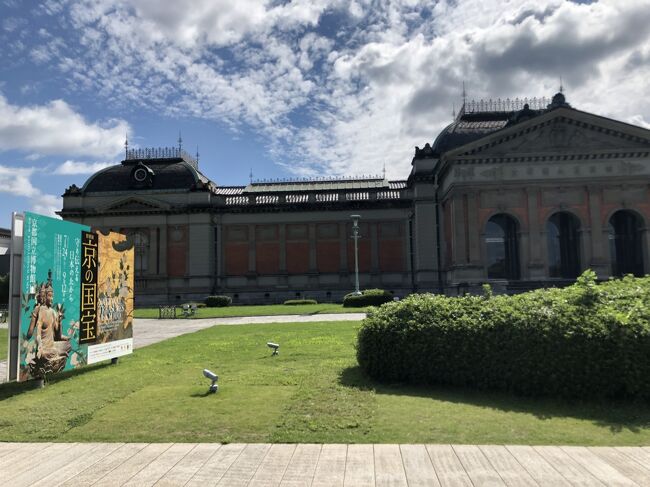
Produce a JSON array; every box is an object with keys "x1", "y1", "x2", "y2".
[{"x1": 1, "y1": 0, "x2": 650, "y2": 229}]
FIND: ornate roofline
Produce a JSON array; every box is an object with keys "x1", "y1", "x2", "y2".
[{"x1": 125, "y1": 147, "x2": 198, "y2": 169}]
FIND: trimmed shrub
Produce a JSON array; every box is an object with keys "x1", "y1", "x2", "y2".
[
  {"x1": 283, "y1": 299, "x2": 317, "y2": 305},
  {"x1": 343, "y1": 289, "x2": 393, "y2": 308},
  {"x1": 204, "y1": 295, "x2": 232, "y2": 307},
  {"x1": 356, "y1": 271, "x2": 650, "y2": 400}
]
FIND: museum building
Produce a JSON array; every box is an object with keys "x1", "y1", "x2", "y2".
[{"x1": 59, "y1": 93, "x2": 650, "y2": 305}]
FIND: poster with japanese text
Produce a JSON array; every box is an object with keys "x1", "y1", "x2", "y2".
[{"x1": 18, "y1": 213, "x2": 133, "y2": 382}]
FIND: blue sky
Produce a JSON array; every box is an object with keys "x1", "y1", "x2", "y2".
[{"x1": 1, "y1": 0, "x2": 650, "y2": 229}]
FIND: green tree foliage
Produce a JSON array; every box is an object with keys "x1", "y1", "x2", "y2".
[{"x1": 357, "y1": 271, "x2": 650, "y2": 399}]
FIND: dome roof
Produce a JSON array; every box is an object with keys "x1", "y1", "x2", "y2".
[
  {"x1": 431, "y1": 112, "x2": 509, "y2": 155},
  {"x1": 82, "y1": 159, "x2": 208, "y2": 193}
]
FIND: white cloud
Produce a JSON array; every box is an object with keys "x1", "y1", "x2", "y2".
[
  {"x1": 0, "y1": 165, "x2": 61, "y2": 218},
  {"x1": 31, "y1": 193, "x2": 62, "y2": 219},
  {"x1": 55, "y1": 160, "x2": 114, "y2": 175},
  {"x1": 0, "y1": 165, "x2": 37, "y2": 198},
  {"x1": 0, "y1": 95, "x2": 130, "y2": 159},
  {"x1": 71, "y1": 0, "x2": 339, "y2": 48},
  {"x1": 39, "y1": 0, "x2": 650, "y2": 180}
]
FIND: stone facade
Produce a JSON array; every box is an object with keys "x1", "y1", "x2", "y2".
[{"x1": 60, "y1": 94, "x2": 650, "y2": 304}]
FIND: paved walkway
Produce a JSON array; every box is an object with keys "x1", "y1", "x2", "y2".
[
  {"x1": 133, "y1": 313, "x2": 365, "y2": 348},
  {"x1": 0, "y1": 442, "x2": 648, "y2": 486},
  {"x1": 1, "y1": 314, "x2": 365, "y2": 383}
]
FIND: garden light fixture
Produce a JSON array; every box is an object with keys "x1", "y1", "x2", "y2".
[
  {"x1": 203, "y1": 368, "x2": 219, "y2": 393},
  {"x1": 267, "y1": 342, "x2": 279, "y2": 356}
]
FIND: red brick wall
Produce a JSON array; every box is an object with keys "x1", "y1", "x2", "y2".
[
  {"x1": 225, "y1": 244, "x2": 248, "y2": 275},
  {"x1": 347, "y1": 241, "x2": 371, "y2": 272},
  {"x1": 317, "y1": 241, "x2": 340, "y2": 273},
  {"x1": 167, "y1": 225, "x2": 187, "y2": 277},
  {"x1": 378, "y1": 222, "x2": 405, "y2": 272},
  {"x1": 256, "y1": 242, "x2": 280, "y2": 274},
  {"x1": 287, "y1": 242, "x2": 309, "y2": 274},
  {"x1": 224, "y1": 225, "x2": 249, "y2": 276},
  {"x1": 379, "y1": 241, "x2": 404, "y2": 272}
]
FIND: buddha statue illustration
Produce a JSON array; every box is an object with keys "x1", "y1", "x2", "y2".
[{"x1": 26, "y1": 270, "x2": 72, "y2": 376}]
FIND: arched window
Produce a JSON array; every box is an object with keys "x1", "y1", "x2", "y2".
[
  {"x1": 129, "y1": 230, "x2": 150, "y2": 276},
  {"x1": 485, "y1": 214, "x2": 520, "y2": 280},
  {"x1": 547, "y1": 212, "x2": 581, "y2": 278},
  {"x1": 609, "y1": 211, "x2": 644, "y2": 277}
]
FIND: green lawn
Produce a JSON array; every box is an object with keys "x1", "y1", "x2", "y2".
[
  {"x1": 0, "y1": 327, "x2": 6, "y2": 361},
  {"x1": 134, "y1": 303, "x2": 369, "y2": 319},
  {"x1": 1, "y1": 320, "x2": 649, "y2": 444}
]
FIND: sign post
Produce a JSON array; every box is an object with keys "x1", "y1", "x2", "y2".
[{"x1": 6, "y1": 212, "x2": 134, "y2": 383}]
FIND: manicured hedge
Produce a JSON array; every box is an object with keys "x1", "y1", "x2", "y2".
[
  {"x1": 283, "y1": 299, "x2": 317, "y2": 305},
  {"x1": 204, "y1": 295, "x2": 232, "y2": 307},
  {"x1": 356, "y1": 271, "x2": 650, "y2": 399},
  {"x1": 343, "y1": 289, "x2": 393, "y2": 307}
]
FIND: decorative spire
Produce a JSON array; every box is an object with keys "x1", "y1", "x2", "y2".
[
  {"x1": 196, "y1": 146, "x2": 200, "y2": 163},
  {"x1": 124, "y1": 133, "x2": 129, "y2": 159},
  {"x1": 382, "y1": 162, "x2": 386, "y2": 179},
  {"x1": 249, "y1": 168, "x2": 253, "y2": 184},
  {"x1": 559, "y1": 76, "x2": 564, "y2": 93},
  {"x1": 178, "y1": 130, "x2": 183, "y2": 151},
  {"x1": 462, "y1": 81, "x2": 467, "y2": 107}
]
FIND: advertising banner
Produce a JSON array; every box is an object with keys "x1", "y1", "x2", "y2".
[{"x1": 15, "y1": 212, "x2": 133, "y2": 382}]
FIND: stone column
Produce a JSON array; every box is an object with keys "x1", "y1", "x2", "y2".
[
  {"x1": 158, "y1": 224, "x2": 168, "y2": 276},
  {"x1": 526, "y1": 188, "x2": 545, "y2": 279},
  {"x1": 518, "y1": 230, "x2": 530, "y2": 280},
  {"x1": 403, "y1": 219, "x2": 412, "y2": 274},
  {"x1": 370, "y1": 222, "x2": 380, "y2": 286},
  {"x1": 588, "y1": 186, "x2": 609, "y2": 278},
  {"x1": 339, "y1": 222, "x2": 348, "y2": 273},
  {"x1": 147, "y1": 226, "x2": 157, "y2": 276},
  {"x1": 412, "y1": 182, "x2": 438, "y2": 290},
  {"x1": 248, "y1": 224, "x2": 256, "y2": 273},
  {"x1": 189, "y1": 221, "x2": 213, "y2": 278},
  {"x1": 451, "y1": 194, "x2": 466, "y2": 266},
  {"x1": 641, "y1": 225, "x2": 650, "y2": 275},
  {"x1": 466, "y1": 193, "x2": 480, "y2": 265},
  {"x1": 214, "y1": 223, "x2": 223, "y2": 289},
  {"x1": 370, "y1": 222, "x2": 379, "y2": 272},
  {"x1": 578, "y1": 227, "x2": 591, "y2": 273}
]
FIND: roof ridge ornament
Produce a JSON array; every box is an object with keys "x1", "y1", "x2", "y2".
[
  {"x1": 464, "y1": 97, "x2": 550, "y2": 113},
  {"x1": 548, "y1": 91, "x2": 570, "y2": 110},
  {"x1": 124, "y1": 146, "x2": 199, "y2": 169},
  {"x1": 462, "y1": 80, "x2": 467, "y2": 108}
]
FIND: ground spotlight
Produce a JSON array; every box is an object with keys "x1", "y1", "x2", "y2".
[
  {"x1": 267, "y1": 342, "x2": 279, "y2": 356},
  {"x1": 203, "y1": 368, "x2": 219, "y2": 393}
]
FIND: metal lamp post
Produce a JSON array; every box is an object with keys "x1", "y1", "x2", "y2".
[{"x1": 350, "y1": 215, "x2": 362, "y2": 295}]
